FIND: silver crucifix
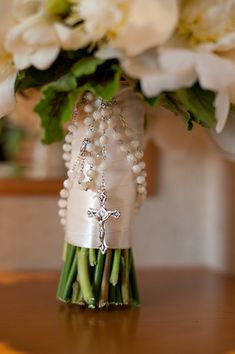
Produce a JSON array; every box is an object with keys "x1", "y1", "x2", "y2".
[{"x1": 87, "y1": 191, "x2": 120, "y2": 254}]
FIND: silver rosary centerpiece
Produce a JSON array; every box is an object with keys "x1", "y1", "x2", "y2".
[{"x1": 87, "y1": 191, "x2": 120, "y2": 254}]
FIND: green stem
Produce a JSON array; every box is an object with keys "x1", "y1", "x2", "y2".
[
  {"x1": 121, "y1": 249, "x2": 130, "y2": 305},
  {"x1": 77, "y1": 248, "x2": 95, "y2": 308},
  {"x1": 89, "y1": 248, "x2": 97, "y2": 266},
  {"x1": 110, "y1": 249, "x2": 121, "y2": 286},
  {"x1": 93, "y1": 250, "x2": 105, "y2": 303},
  {"x1": 57, "y1": 243, "x2": 76, "y2": 301},
  {"x1": 62, "y1": 249, "x2": 78, "y2": 301},
  {"x1": 99, "y1": 249, "x2": 112, "y2": 308},
  {"x1": 129, "y1": 249, "x2": 141, "y2": 306}
]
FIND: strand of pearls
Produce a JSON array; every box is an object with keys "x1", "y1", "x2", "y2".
[{"x1": 58, "y1": 92, "x2": 147, "y2": 226}]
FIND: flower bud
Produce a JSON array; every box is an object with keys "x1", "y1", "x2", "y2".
[{"x1": 46, "y1": 0, "x2": 70, "y2": 15}]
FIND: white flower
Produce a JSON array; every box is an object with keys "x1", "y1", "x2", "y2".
[
  {"x1": 0, "y1": 55, "x2": 17, "y2": 118},
  {"x1": 5, "y1": 0, "x2": 61, "y2": 70},
  {"x1": 80, "y1": 0, "x2": 179, "y2": 56}
]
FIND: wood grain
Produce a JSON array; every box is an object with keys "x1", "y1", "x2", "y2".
[{"x1": 0, "y1": 269, "x2": 235, "y2": 354}]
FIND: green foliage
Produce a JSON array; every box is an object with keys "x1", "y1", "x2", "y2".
[{"x1": 46, "y1": 0, "x2": 70, "y2": 15}]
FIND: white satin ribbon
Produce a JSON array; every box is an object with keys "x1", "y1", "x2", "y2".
[{"x1": 65, "y1": 86, "x2": 145, "y2": 249}]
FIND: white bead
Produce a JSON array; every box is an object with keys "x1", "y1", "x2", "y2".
[
  {"x1": 127, "y1": 153, "x2": 136, "y2": 163},
  {"x1": 113, "y1": 106, "x2": 121, "y2": 115},
  {"x1": 67, "y1": 169, "x2": 75, "y2": 178},
  {"x1": 94, "y1": 139, "x2": 101, "y2": 147},
  {"x1": 98, "y1": 161, "x2": 107, "y2": 171},
  {"x1": 86, "y1": 129, "x2": 95, "y2": 139},
  {"x1": 58, "y1": 199, "x2": 67, "y2": 208},
  {"x1": 125, "y1": 129, "x2": 133, "y2": 137},
  {"x1": 100, "y1": 121, "x2": 108, "y2": 130},
  {"x1": 60, "y1": 218, "x2": 66, "y2": 225},
  {"x1": 132, "y1": 164, "x2": 142, "y2": 174},
  {"x1": 65, "y1": 162, "x2": 71, "y2": 169},
  {"x1": 107, "y1": 118, "x2": 116, "y2": 128},
  {"x1": 137, "y1": 186, "x2": 147, "y2": 194},
  {"x1": 86, "y1": 143, "x2": 95, "y2": 152},
  {"x1": 62, "y1": 153, "x2": 71, "y2": 161},
  {"x1": 136, "y1": 176, "x2": 146, "y2": 184},
  {"x1": 139, "y1": 161, "x2": 146, "y2": 169},
  {"x1": 100, "y1": 135, "x2": 108, "y2": 145},
  {"x1": 95, "y1": 99, "x2": 102, "y2": 108},
  {"x1": 86, "y1": 169, "x2": 96, "y2": 178},
  {"x1": 84, "y1": 104, "x2": 93, "y2": 113},
  {"x1": 60, "y1": 189, "x2": 69, "y2": 198},
  {"x1": 63, "y1": 143, "x2": 71, "y2": 152},
  {"x1": 65, "y1": 134, "x2": 73, "y2": 143},
  {"x1": 68, "y1": 125, "x2": 76, "y2": 133},
  {"x1": 78, "y1": 172, "x2": 85, "y2": 181},
  {"x1": 85, "y1": 92, "x2": 94, "y2": 101},
  {"x1": 63, "y1": 179, "x2": 71, "y2": 189},
  {"x1": 113, "y1": 131, "x2": 121, "y2": 140},
  {"x1": 135, "y1": 151, "x2": 144, "y2": 159},
  {"x1": 87, "y1": 156, "x2": 95, "y2": 164},
  {"x1": 120, "y1": 144, "x2": 128, "y2": 153},
  {"x1": 131, "y1": 140, "x2": 139, "y2": 149},
  {"x1": 59, "y1": 209, "x2": 67, "y2": 217},
  {"x1": 93, "y1": 111, "x2": 102, "y2": 120},
  {"x1": 84, "y1": 117, "x2": 93, "y2": 126},
  {"x1": 101, "y1": 108, "x2": 109, "y2": 117}
]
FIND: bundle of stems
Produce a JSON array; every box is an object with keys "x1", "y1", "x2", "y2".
[{"x1": 57, "y1": 242, "x2": 140, "y2": 308}]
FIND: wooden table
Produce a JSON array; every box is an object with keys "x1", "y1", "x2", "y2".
[{"x1": 0, "y1": 269, "x2": 235, "y2": 354}]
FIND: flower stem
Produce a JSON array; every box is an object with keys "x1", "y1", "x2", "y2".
[
  {"x1": 57, "y1": 243, "x2": 76, "y2": 301},
  {"x1": 99, "y1": 249, "x2": 112, "y2": 308},
  {"x1": 77, "y1": 248, "x2": 95, "y2": 308},
  {"x1": 93, "y1": 250, "x2": 105, "y2": 303},
  {"x1": 129, "y1": 249, "x2": 140, "y2": 306},
  {"x1": 121, "y1": 249, "x2": 130, "y2": 305},
  {"x1": 110, "y1": 249, "x2": 121, "y2": 286},
  {"x1": 89, "y1": 248, "x2": 97, "y2": 266}
]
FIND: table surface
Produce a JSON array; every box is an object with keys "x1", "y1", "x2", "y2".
[{"x1": 0, "y1": 269, "x2": 235, "y2": 354}]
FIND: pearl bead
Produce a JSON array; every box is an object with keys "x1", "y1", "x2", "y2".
[
  {"x1": 127, "y1": 153, "x2": 136, "y2": 162},
  {"x1": 101, "y1": 108, "x2": 109, "y2": 117},
  {"x1": 139, "y1": 161, "x2": 146, "y2": 169},
  {"x1": 59, "y1": 209, "x2": 67, "y2": 217},
  {"x1": 136, "y1": 176, "x2": 146, "y2": 184},
  {"x1": 86, "y1": 169, "x2": 96, "y2": 178},
  {"x1": 65, "y1": 162, "x2": 71, "y2": 169},
  {"x1": 60, "y1": 218, "x2": 66, "y2": 225},
  {"x1": 107, "y1": 118, "x2": 116, "y2": 128},
  {"x1": 84, "y1": 117, "x2": 93, "y2": 126},
  {"x1": 63, "y1": 179, "x2": 71, "y2": 189},
  {"x1": 120, "y1": 144, "x2": 128, "y2": 153},
  {"x1": 63, "y1": 143, "x2": 71, "y2": 152},
  {"x1": 94, "y1": 99, "x2": 102, "y2": 107},
  {"x1": 62, "y1": 153, "x2": 71, "y2": 161},
  {"x1": 58, "y1": 199, "x2": 67, "y2": 208},
  {"x1": 67, "y1": 169, "x2": 75, "y2": 178},
  {"x1": 125, "y1": 129, "x2": 133, "y2": 137},
  {"x1": 78, "y1": 172, "x2": 85, "y2": 181},
  {"x1": 86, "y1": 129, "x2": 95, "y2": 139},
  {"x1": 98, "y1": 161, "x2": 107, "y2": 171},
  {"x1": 135, "y1": 151, "x2": 144, "y2": 159},
  {"x1": 100, "y1": 135, "x2": 108, "y2": 145},
  {"x1": 93, "y1": 111, "x2": 102, "y2": 120},
  {"x1": 137, "y1": 186, "x2": 147, "y2": 194},
  {"x1": 84, "y1": 104, "x2": 93, "y2": 113},
  {"x1": 65, "y1": 134, "x2": 73, "y2": 143},
  {"x1": 68, "y1": 125, "x2": 76, "y2": 133},
  {"x1": 86, "y1": 143, "x2": 95, "y2": 152},
  {"x1": 85, "y1": 92, "x2": 94, "y2": 101},
  {"x1": 87, "y1": 156, "x2": 95, "y2": 164},
  {"x1": 60, "y1": 189, "x2": 69, "y2": 198},
  {"x1": 131, "y1": 140, "x2": 139, "y2": 149},
  {"x1": 94, "y1": 139, "x2": 101, "y2": 147},
  {"x1": 113, "y1": 131, "x2": 121, "y2": 140},
  {"x1": 132, "y1": 164, "x2": 142, "y2": 174},
  {"x1": 100, "y1": 121, "x2": 108, "y2": 130}
]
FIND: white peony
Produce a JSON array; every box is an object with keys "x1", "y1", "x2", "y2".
[
  {"x1": 79, "y1": 0, "x2": 179, "y2": 56},
  {"x1": 0, "y1": 55, "x2": 17, "y2": 118},
  {"x1": 115, "y1": 0, "x2": 235, "y2": 133}
]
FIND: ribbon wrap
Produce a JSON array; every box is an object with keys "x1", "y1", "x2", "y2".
[{"x1": 65, "y1": 86, "x2": 145, "y2": 249}]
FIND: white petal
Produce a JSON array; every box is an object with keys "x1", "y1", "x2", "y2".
[
  {"x1": 112, "y1": 0, "x2": 179, "y2": 56},
  {"x1": 54, "y1": 23, "x2": 91, "y2": 50},
  {"x1": 30, "y1": 45, "x2": 60, "y2": 70},
  {"x1": 0, "y1": 71, "x2": 17, "y2": 118},
  {"x1": 214, "y1": 91, "x2": 230, "y2": 133}
]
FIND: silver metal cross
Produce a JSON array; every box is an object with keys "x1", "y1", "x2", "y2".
[{"x1": 87, "y1": 191, "x2": 120, "y2": 254}]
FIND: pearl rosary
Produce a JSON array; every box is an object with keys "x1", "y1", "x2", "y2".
[{"x1": 58, "y1": 91, "x2": 147, "y2": 250}]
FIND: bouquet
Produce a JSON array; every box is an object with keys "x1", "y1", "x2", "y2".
[{"x1": 2, "y1": 0, "x2": 235, "y2": 308}]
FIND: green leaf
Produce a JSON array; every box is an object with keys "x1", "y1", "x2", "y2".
[
  {"x1": 72, "y1": 57, "x2": 104, "y2": 78},
  {"x1": 34, "y1": 88, "x2": 78, "y2": 144},
  {"x1": 44, "y1": 73, "x2": 77, "y2": 92}
]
